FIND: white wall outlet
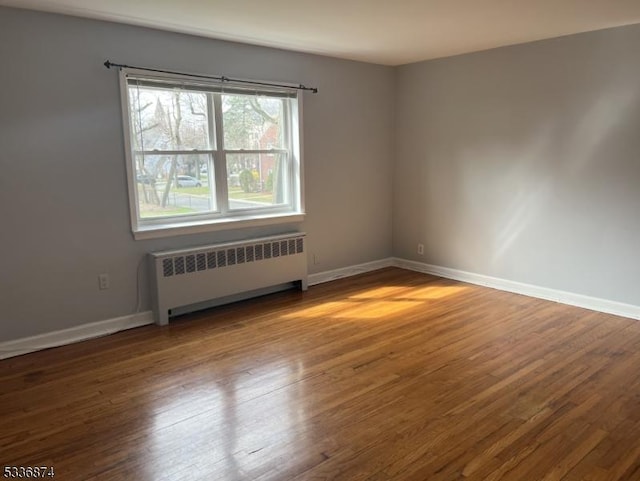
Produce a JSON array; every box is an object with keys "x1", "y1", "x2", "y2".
[
  {"x1": 98, "y1": 273, "x2": 110, "y2": 290},
  {"x1": 313, "y1": 253, "x2": 320, "y2": 265},
  {"x1": 417, "y1": 243, "x2": 424, "y2": 255}
]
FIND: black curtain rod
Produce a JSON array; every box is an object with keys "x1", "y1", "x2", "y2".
[{"x1": 103, "y1": 60, "x2": 318, "y2": 93}]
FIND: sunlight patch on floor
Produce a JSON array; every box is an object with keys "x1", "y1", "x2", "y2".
[
  {"x1": 282, "y1": 301, "x2": 353, "y2": 319},
  {"x1": 337, "y1": 300, "x2": 423, "y2": 320},
  {"x1": 283, "y1": 283, "x2": 468, "y2": 320},
  {"x1": 404, "y1": 284, "x2": 468, "y2": 300},
  {"x1": 348, "y1": 286, "x2": 413, "y2": 299}
]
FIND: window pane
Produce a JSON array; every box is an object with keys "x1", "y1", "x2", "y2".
[
  {"x1": 128, "y1": 86, "x2": 211, "y2": 151},
  {"x1": 135, "y1": 154, "x2": 216, "y2": 218},
  {"x1": 222, "y1": 94, "x2": 284, "y2": 150},
  {"x1": 226, "y1": 153, "x2": 288, "y2": 210}
]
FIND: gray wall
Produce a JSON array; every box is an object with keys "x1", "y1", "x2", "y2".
[
  {"x1": 2, "y1": 6, "x2": 638, "y2": 344},
  {"x1": 394, "y1": 24, "x2": 640, "y2": 306},
  {"x1": 0, "y1": 7, "x2": 394, "y2": 341}
]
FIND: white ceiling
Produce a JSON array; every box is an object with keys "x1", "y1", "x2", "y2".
[{"x1": 4, "y1": 0, "x2": 640, "y2": 65}]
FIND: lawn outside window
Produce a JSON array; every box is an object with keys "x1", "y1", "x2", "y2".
[{"x1": 119, "y1": 68, "x2": 304, "y2": 239}]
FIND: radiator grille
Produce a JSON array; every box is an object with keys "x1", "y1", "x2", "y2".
[
  {"x1": 186, "y1": 254, "x2": 196, "y2": 273},
  {"x1": 197, "y1": 253, "x2": 206, "y2": 271},
  {"x1": 175, "y1": 257, "x2": 185, "y2": 275},
  {"x1": 161, "y1": 236, "x2": 305, "y2": 278},
  {"x1": 217, "y1": 251, "x2": 227, "y2": 268}
]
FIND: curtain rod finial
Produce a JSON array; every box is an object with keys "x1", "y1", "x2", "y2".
[{"x1": 104, "y1": 60, "x2": 112, "y2": 69}]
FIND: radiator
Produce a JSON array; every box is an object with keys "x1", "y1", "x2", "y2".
[{"x1": 149, "y1": 233, "x2": 308, "y2": 325}]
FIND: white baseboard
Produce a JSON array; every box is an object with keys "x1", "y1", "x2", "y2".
[
  {"x1": 0, "y1": 311, "x2": 154, "y2": 360},
  {"x1": 1, "y1": 258, "x2": 392, "y2": 359},
  {"x1": 3, "y1": 257, "x2": 638, "y2": 360},
  {"x1": 394, "y1": 258, "x2": 640, "y2": 321},
  {"x1": 0, "y1": 260, "x2": 393, "y2": 360},
  {"x1": 308, "y1": 258, "x2": 395, "y2": 286}
]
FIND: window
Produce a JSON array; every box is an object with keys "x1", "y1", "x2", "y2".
[{"x1": 120, "y1": 68, "x2": 304, "y2": 239}]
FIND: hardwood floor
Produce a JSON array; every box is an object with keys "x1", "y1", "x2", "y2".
[{"x1": 1, "y1": 267, "x2": 640, "y2": 480}]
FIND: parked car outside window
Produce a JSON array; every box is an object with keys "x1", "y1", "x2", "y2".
[{"x1": 176, "y1": 175, "x2": 202, "y2": 187}]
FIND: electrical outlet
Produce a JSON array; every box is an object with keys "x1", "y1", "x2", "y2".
[
  {"x1": 417, "y1": 243, "x2": 424, "y2": 255},
  {"x1": 313, "y1": 254, "x2": 320, "y2": 265},
  {"x1": 98, "y1": 273, "x2": 110, "y2": 290}
]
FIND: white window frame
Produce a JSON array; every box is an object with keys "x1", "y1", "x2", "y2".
[{"x1": 119, "y1": 68, "x2": 305, "y2": 240}]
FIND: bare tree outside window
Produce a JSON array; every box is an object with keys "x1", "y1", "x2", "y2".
[{"x1": 122, "y1": 71, "x2": 301, "y2": 234}]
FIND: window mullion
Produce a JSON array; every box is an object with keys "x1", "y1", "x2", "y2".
[
  {"x1": 282, "y1": 99, "x2": 293, "y2": 205},
  {"x1": 212, "y1": 93, "x2": 228, "y2": 213},
  {"x1": 205, "y1": 93, "x2": 217, "y2": 212}
]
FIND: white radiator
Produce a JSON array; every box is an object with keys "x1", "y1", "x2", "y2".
[{"x1": 149, "y1": 233, "x2": 308, "y2": 325}]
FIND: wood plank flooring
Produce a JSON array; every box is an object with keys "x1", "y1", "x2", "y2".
[{"x1": 1, "y1": 267, "x2": 640, "y2": 480}]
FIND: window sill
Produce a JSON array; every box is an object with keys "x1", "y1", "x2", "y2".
[{"x1": 133, "y1": 212, "x2": 305, "y2": 240}]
